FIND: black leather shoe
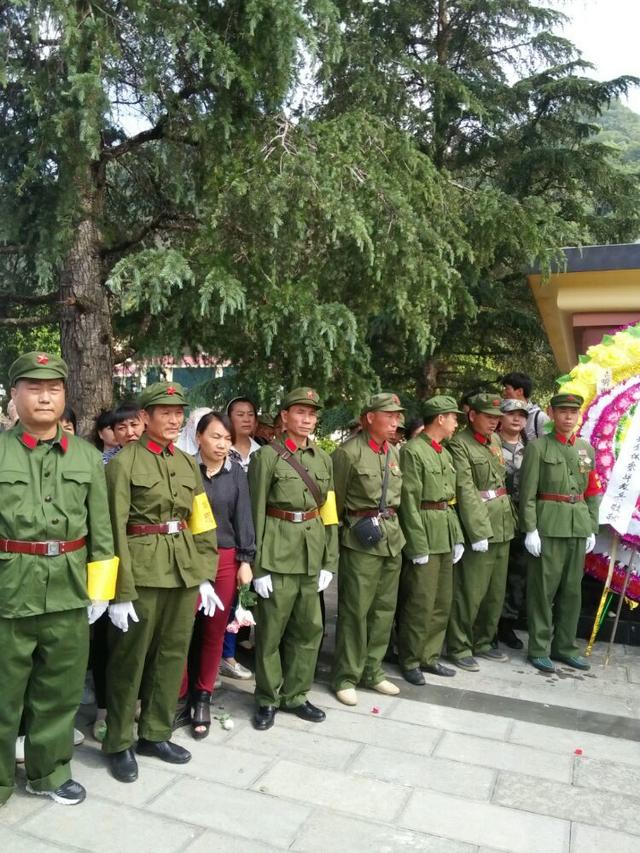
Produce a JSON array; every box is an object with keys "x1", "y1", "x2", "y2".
[
  {"x1": 253, "y1": 705, "x2": 277, "y2": 730},
  {"x1": 498, "y1": 623, "x2": 524, "y2": 650},
  {"x1": 281, "y1": 701, "x2": 326, "y2": 723},
  {"x1": 136, "y1": 738, "x2": 191, "y2": 764},
  {"x1": 109, "y1": 748, "x2": 138, "y2": 783},
  {"x1": 421, "y1": 662, "x2": 456, "y2": 677},
  {"x1": 402, "y1": 667, "x2": 426, "y2": 685}
]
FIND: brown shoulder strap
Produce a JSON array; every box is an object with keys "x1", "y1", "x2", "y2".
[{"x1": 270, "y1": 441, "x2": 324, "y2": 507}]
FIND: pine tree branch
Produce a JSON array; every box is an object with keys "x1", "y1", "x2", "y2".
[
  {"x1": 0, "y1": 291, "x2": 58, "y2": 306},
  {"x1": 0, "y1": 244, "x2": 26, "y2": 254},
  {"x1": 0, "y1": 315, "x2": 56, "y2": 327}
]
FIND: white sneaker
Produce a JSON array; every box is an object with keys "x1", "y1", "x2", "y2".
[
  {"x1": 15, "y1": 736, "x2": 25, "y2": 763},
  {"x1": 219, "y1": 658, "x2": 253, "y2": 680},
  {"x1": 371, "y1": 679, "x2": 400, "y2": 696},
  {"x1": 73, "y1": 728, "x2": 85, "y2": 746},
  {"x1": 335, "y1": 688, "x2": 358, "y2": 706}
]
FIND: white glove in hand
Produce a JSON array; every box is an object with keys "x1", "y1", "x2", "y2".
[
  {"x1": 254, "y1": 574, "x2": 273, "y2": 599},
  {"x1": 524, "y1": 529, "x2": 542, "y2": 557},
  {"x1": 109, "y1": 601, "x2": 139, "y2": 632},
  {"x1": 317, "y1": 569, "x2": 334, "y2": 592},
  {"x1": 471, "y1": 539, "x2": 489, "y2": 553},
  {"x1": 87, "y1": 600, "x2": 108, "y2": 625},
  {"x1": 198, "y1": 581, "x2": 224, "y2": 617},
  {"x1": 585, "y1": 533, "x2": 596, "y2": 554},
  {"x1": 412, "y1": 555, "x2": 429, "y2": 565},
  {"x1": 453, "y1": 543, "x2": 465, "y2": 564}
]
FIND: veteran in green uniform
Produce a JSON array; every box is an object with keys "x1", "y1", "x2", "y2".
[
  {"x1": 104, "y1": 382, "x2": 218, "y2": 783},
  {"x1": 446, "y1": 393, "x2": 516, "y2": 671},
  {"x1": 249, "y1": 388, "x2": 339, "y2": 731},
  {"x1": 397, "y1": 396, "x2": 464, "y2": 685},
  {"x1": 0, "y1": 352, "x2": 117, "y2": 807},
  {"x1": 519, "y1": 393, "x2": 601, "y2": 673},
  {"x1": 332, "y1": 393, "x2": 405, "y2": 706}
]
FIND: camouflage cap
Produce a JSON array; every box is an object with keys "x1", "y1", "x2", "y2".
[
  {"x1": 9, "y1": 352, "x2": 68, "y2": 385},
  {"x1": 139, "y1": 381, "x2": 187, "y2": 409},
  {"x1": 281, "y1": 387, "x2": 322, "y2": 410},
  {"x1": 500, "y1": 399, "x2": 529, "y2": 415},
  {"x1": 362, "y1": 392, "x2": 405, "y2": 415},
  {"x1": 423, "y1": 395, "x2": 463, "y2": 417},
  {"x1": 468, "y1": 393, "x2": 502, "y2": 416},
  {"x1": 550, "y1": 392, "x2": 583, "y2": 409}
]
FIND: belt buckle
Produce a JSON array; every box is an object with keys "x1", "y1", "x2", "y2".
[
  {"x1": 291, "y1": 511, "x2": 304, "y2": 523},
  {"x1": 166, "y1": 520, "x2": 181, "y2": 534},
  {"x1": 485, "y1": 489, "x2": 496, "y2": 501},
  {"x1": 46, "y1": 541, "x2": 61, "y2": 556},
  {"x1": 568, "y1": 495, "x2": 578, "y2": 504}
]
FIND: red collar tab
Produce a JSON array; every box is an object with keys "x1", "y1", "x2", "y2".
[
  {"x1": 284, "y1": 437, "x2": 298, "y2": 453},
  {"x1": 36, "y1": 353, "x2": 49, "y2": 364},
  {"x1": 555, "y1": 432, "x2": 575, "y2": 446},
  {"x1": 431, "y1": 439, "x2": 443, "y2": 453},
  {"x1": 167, "y1": 441, "x2": 175, "y2": 455},
  {"x1": 59, "y1": 433, "x2": 69, "y2": 453},
  {"x1": 166, "y1": 386, "x2": 176, "y2": 396},
  {"x1": 20, "y1": 431, "x2": 38, "y2": 450},
  {"x1": 473, "y1": 431, "x2": 490, "y2": 446},
  {"x1": 146, "y1": 439, "x2": 163, "y2": 455},
  {"x1": 368, "y1": 437, "x2": 388, "y2": 454}
]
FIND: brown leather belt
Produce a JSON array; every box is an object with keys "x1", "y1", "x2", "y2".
[
  {"x1": 420, "y1": 501, "x2": 449, "y2": 511},
  {"x1": 0, "y1": 537, "x2": 86, "y2": 556},
  {"x1": 266, "y1": 507, "x2": 320, "y2": 523},
  {"x1": 127, "y1": 520, "x2": 187, "y2": 535},
  {"x1": 479, "y1": 488, "x2": 507, "y2": 502},
  {"x1": 349, "y1": 507, "x2": 398, "y2": 518},
  {"x1": 537, "y1": 493, "x2": 584, "y2": 504}
]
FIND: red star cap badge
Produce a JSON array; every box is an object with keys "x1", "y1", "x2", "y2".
[
  {"x1": 392, "y1": 394, "x2": 400, "y2": 404},
  {"x1": 306, "y1": 389, "x2": 315, "y2": 399},
  {"x1": 37, "y1": 354, "x2": 49, "y2": 364},
  {"x1": 567, "y1": 395, "x2": 575, "y2": 400},
  {"x1": 166, "y1": 386, "x2": 176, "y2": 395}
]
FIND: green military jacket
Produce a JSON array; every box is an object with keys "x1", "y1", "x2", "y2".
[
  {"x1": 448, "y1": 427, "x2": 516, "y2": 545},
  {"x1": 399, "y1": 433, "x2": 463, "y2": 557},
  {"x1": 332, "y1": 431, "x2": 405, "y2": 557},
  {"x1": 106, "y1": 433, "x2": 218, "y2": 601},
  {"x1": 0, "y1": 425, "x2": 114, "y2": 618},
  {"x1": 519, "y1": 433, "x2": 600, "y2": 537},
  {"x1": 248, "y1": 435, "x2": 339, "y2": 578}
]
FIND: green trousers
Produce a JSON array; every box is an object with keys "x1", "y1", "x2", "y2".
[
  {"x1": 397, "y1": 552, "x2": 453, "y2": 670},
  {"x1": 104, "y1": 586, "x2": 198, "y2": 753},
  {"x1": 527, "y1": 536, "x2": 585, "y2": 658},
  {"x1": 332, "y1": 548, "x2": 402, "y2": 691},
  {"x1": 0, "y1": 608, "x2": 88, "y2": 804},
  {"x1": 254, "y1": 572, "x2": 323, "y2": 708},
  {"x1": 446, "y1": 541, "x2": 510, "y2": 660}
]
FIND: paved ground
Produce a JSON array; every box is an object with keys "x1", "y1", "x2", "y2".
[{"x1": 3, "y1": 619, "x2": 640, "y2": 851}]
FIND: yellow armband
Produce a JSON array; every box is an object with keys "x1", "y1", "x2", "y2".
[
  {"x1": 188, "y1": 491, "x2": 217, "y2": 535},
  {"x1": 319, "y1": 490, "x2": 339, "y2": 526},
  {"x1": 87, "y1": 556, "x2": 119, "y2": 601},
  {"x1": 448, "y1": 497, "x2": 457, "y2": 506}
]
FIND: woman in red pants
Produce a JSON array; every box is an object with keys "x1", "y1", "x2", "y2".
[{"x1": 177, "y1": 411, "x2": 256, "y2": 738}]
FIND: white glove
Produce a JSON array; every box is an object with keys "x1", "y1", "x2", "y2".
[
  {"x1": 453, "y1": 543, "x2": 465, "y2": 564},
  {"x1": 198, "y1": 581, "x2": 224, "y2": 617},
  {"x1": 412, "y1": 555, "x2": 430, "y2": 565},
  {"x1": 108, "y1": 601, "x2": 139, "y2": 632},
  {"x1": 318, "y1": 570, "x2": 334, "y2": 592},
  {"x1": 87, "y1": 600, "x2": 108, "y2": 625},
  {"x1": 471, "y1": 539, "x2": 489, "y2": 553},
  {"x1": 254, "y1": 575, "x2": 273, "y2": 599},
  {"x1": 524, "y1": 529, "x2": 542, "y2": 557},
  {"x1": 585, "y1": 533, "x2": 596, "y2": 554}
]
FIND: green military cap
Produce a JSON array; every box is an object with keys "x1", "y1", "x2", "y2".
[
  {"x1": 9, "y1": 351, "x2": 68, "y2": 385},
  {"x1": 258, "y1": 412, "x2": 274, "y2": 426},
  {"x1": 362, "y1": 392, "x2": 405, "y2": 415},
  {"x1": 550, "y1": 392, "x2": 583, "y2": 409},
  {"x1": 468, "y1": 392, "x2": 503, "y2": 416},
  {"x1": 423, "y1": 395, "x2": 463, "y2": 417},
  {"x1": 281, "y1": 387, "x2": 322, "y2": 410},
  {"x1": 139, "y1": 381, "x2": 187, "y2": 409},
  {"x1": 500, "y1": 399, "x2": 529, "y2": 415}
]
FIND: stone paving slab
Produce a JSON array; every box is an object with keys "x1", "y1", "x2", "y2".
[
  {"x1": 20, "y1": 796, "x2": 200, "y2": 853},
  {"x1": 493, "y1": 770, "x2": 640, "y2": 836},
  {"x1": 291, "y1": 810, "x2": 477, "y2": 853},
  {"x1": 399, "y1": 788, "x2": 570, "y2": 853},
  {"x1": 0, "y1": 826, "x2": 75, "y2": 853},
  {"x1": 509, "y1": 719, "x2": 640, "y2": 763},
  {"x1": 71, "y1": 744, "x2": 178, "y2": 806},
  {"x1": 389, "y1": 696, "x2": 513, "y2": 740},
  {"x1": 313, "y1": 706, "x2": 442, "y2": 755},
  {"x1": 570, "y1": 823, "x2": 640, "y2": 853},
  {"x1": 435, "y1": 730, "x2": 574, "y2": 783},
  {"x1": 227, "y1": 721, "x2": 361, "y2": 770},
  {"x1": 573, "y1": 754, "x2": 640, "y2": 796},
  {"x1": 147, "y1": 776, "x2": 311, "y2": 849},
  {"x1": 183, "y1": 828, "x2": 285, "y2": 853},
  {"x1": 253, "y1": 758, "x2": 409, "y2": 822},
  {"x1": 349, "y1": 743, "x2": 496, "y2": 800}
]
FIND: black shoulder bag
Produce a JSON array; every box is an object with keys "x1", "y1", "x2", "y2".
[{"x1": 350, "y1": 450, "x2": 391, "y2": 548}]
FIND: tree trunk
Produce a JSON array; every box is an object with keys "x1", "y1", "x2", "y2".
[{"x1": 60, "y1": 164, "x2": 113, "y2": 438}]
